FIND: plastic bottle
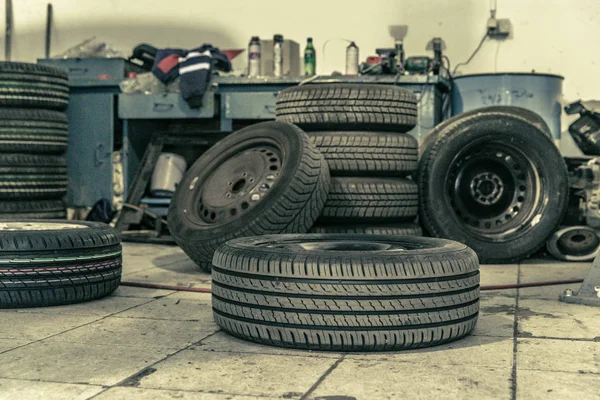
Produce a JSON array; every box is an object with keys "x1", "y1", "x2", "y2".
[
  {"x1": 247, "y1": 36, "x2": 261, "y2": 77},
  {"x1": 273, "y1": 34, "x2": 284, "y2": 77},
  {"x1": 345, "y1": 41, "x2": 359, "y2": 76},
  {"x1": 304, "y1": 37, "x2": 316, "y2": 76}
]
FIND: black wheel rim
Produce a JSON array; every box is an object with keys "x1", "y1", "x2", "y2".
[
  {"x1": 446, "y1": 140, "x2": 541, "y2": 240},
  {"x1": 557, "y1": 228, "x2": 599, "y2": 256},
  {"x1": 188, "y1": 140, "x2": 283, "y2": 225}
]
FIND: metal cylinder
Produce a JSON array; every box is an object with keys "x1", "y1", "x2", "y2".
[
  {"x1": 546, "y1": 225, "x2": 600, "y2": 261},
  {"x1": 151, "y1": 153, "x2": 187, "y2": 198},
  {"x1": 451, "y1": 73, "x2": 564, "y2": 140},
  {"x1": 345, "y1": 42, "x2": 359, "y2": 76}
]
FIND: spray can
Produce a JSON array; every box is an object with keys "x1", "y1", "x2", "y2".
[
  {"x1": 345, "y1": 41, "x2": 359, "y2": 76},
  {"x1": 273, "y1": 34, "x2": 284, "y2": 77},
  {"x1": 247, "y1": 36, "x2": 261, "y2": 77}
]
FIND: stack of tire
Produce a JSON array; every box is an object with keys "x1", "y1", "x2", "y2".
[
  {"x1": 167, "y1": 120, "x2": 482, "y2": 351},
  {"x1": 275, "y1": 84, "x2": 422, "y2": 236},
  {"x1": 0, "y1": 62, "x2": 69, "y2": 220}
]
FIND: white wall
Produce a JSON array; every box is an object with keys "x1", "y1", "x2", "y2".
[{"x1": 2, "y1": 0, "x2": 599, "y2": 101}]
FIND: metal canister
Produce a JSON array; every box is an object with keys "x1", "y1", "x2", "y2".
[
  {"x1": 273, "y1": 34, "x2": 284, "y2": 77},
  {"x1": 345, "y1": 41, "x2": 359, "y2": 76},
  {"x1": 247, "y1": 36, "x2": 261, "y2": 77}
]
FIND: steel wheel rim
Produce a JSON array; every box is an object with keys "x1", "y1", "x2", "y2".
[
  {"x1": 446, "y1": 140, "x2": 541, "y2": 240},
  {"x1": 187, "y1": 141, "x2": 283, "y2": 225}
]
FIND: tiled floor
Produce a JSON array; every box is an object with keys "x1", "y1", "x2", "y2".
[{"x1": 0, "y1": 243, "x2": 598, "y2": 400}]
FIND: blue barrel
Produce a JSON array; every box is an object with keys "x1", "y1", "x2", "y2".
[{"x1": 451, "y1": 73, "x2": 564, "y2": 139}]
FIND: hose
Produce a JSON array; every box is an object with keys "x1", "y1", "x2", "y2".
[{"x1": 120, "y1": 279, "x2": 584, "y2": 293}]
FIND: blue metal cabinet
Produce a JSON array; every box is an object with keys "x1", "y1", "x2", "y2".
[
  {"x1": 37, "y1": 58, "x2": 144, "y2": 207},
  {"x1": 64, "y1": 90, "x2": 115, "y2": 206}
]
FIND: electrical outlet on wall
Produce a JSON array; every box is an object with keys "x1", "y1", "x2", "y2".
[{"x1": 487, "y1": 17, "x2": 511, "y2": 39}]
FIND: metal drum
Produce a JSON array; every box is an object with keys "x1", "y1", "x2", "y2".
[{"x1": 451, "y1": 73, "x2": 564, "y2": 140}]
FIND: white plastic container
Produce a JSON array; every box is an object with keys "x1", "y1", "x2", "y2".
[{"x1": 151, "y1": 153, "x2": 187, "y2": 198}]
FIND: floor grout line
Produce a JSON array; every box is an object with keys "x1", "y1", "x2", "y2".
[
  {"x1": 86, "y1": 330, "x2": 221, "y2": 400},
  {"x1": 299, "y1": 355, "x2": 346, "y2": 400},
  {"x1": 510, "y1": 263, "x2": 521, "y2": 400},
  {"x1": 0, "y1": 297, "x2": 162, "y2": 356},
  {"x1": 0, "y1": 376, "x2": 106, "y2": 387},
  {"x1": 95, "y1": 384, "x2": 283, "y2": 398}
]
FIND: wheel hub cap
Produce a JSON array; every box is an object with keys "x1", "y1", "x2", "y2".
[
  {"x1": 198, "y1": 146, "x2": 282, "y2": 223},
  {"x1": 470, "y1": 172, "x2": 504, "y2": 205}
]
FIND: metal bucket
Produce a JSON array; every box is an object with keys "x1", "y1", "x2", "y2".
[
  {"x1": 451, "y1": 73, "x2": 564, "y2": 140},
  {"x1": 151, "y1": 153, "x2": 187, "y2": 198}
]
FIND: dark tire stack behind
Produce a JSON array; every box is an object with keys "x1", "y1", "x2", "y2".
[
  {"x1": 276, "y1": 84, "x2": 422, "y2": 235},
  {"x1": 0, "y1": 62, "x2": 69, "y2": 220}
]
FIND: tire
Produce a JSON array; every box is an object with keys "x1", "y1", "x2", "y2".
[
  {"x1": 308, "y1": 131, "x2": 418, "y2": 175},
  {"x1": 0, "y1": 62, "x2": 69, "y2": 110},
  {"x1": 211, "y1": 234, "x2": 480, "y2": 351},
  {"x1": 310, "y1": 222, "x2": 422, "y2": 236},
  {"x1": 418, "y1": 110, "x2": 568, "y2": 263},
  {"x1": 0, "y1": 109, "x2": 68, "y2": 154},
  {"x1": 276, "y1": 84, "x2": 417, "y2": 132},
  {"x1": 546, "y1": 226, "x2": 600, "y2": 262},
  {"x1": 0, "y1": 200, "x2": 66, "y2": 219},
  {"x1": 420, "y1": 106, "x2": 551, "y2": 158},
  {"x1": 168, "y1": 121, "x2": 330, "y2": 272},
  {"x1": 0, "y1": 220, "x2": 122, "y2": 308},
  {"x1": 0, "y1": 154, "x2": 67, "y2": 199},
  {"x1": 320, "y1": 177, "x2": 418, "y2": 222}
]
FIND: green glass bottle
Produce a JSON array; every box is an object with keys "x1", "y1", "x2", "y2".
[{"x1": 304, "y1": 37, "x2": 316, "y2": 76}]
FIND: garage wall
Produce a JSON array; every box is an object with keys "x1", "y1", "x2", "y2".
[{"x1": 3, "y1": 0, "x2": 598, "y2": 101}]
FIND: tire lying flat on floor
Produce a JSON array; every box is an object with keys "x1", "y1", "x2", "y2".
[
  {"x1": 320, "y1": 176, "x2": 418, "y2": 222},
  {"x1": 212, "y1": 234, "x2": 480, "y2": 351},
  {"x1": 0, "y1": 154, "x2": 67, "y2": 199},
  {"x1": 0, "y1": 221, "x2": 122, "y2": 308},
  {"x1": 276, "y1": 84, "x2": 417, "y2": 132},
  {"x1": 0, "y1": 62, "x2": 69, "y2": 110},
  {"x1": 0, "y1": 109, "x2": 68, "y2": 154},
  {"x1": 419, "y1": 110, "x2": 568, "y2": 263},
  {"x1": 168, "y1": 121, "x2": 330, "y2": 272},
  {"x1": 310, "y1": 222, "x2": 422, "y2": 236},
  {"x1": 0, "y1": 199, "x2": 66, "y2": 219},
  {"x1": 308, "y1": 131, "x2": 418, "y2": 175}
]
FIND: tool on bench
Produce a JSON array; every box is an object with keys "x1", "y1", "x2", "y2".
[{"x1": 45, "y1": 3, "x2": 53, "y2": 58}]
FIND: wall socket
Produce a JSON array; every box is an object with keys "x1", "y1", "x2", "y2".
[{"x1": 487, "y1": 17, "x2": 511, "y2": 39}]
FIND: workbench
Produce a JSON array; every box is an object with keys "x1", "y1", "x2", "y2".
[
  {"x1": 119, "y1": 75, "x2": 450, "y2": 201},
  {"x1": 35, "y1": 57, "x2": 450, "y2": 208}
]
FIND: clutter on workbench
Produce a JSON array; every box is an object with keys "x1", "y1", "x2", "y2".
[
  {"x1": 247, "y1": 36, "x2": 261, "y2": 77},
  {"x1": 304, "y1": 37, "x2": 316, "y2": 76},
  {"x1": 53, "y1": 37, "x2": 125, "y2": 59},
  {"x1": 151, "y1": 44, "x2": 232, "y2": 108},
  {"x1": 345, "y1": 41, "x2": 359, "y2": 75}
]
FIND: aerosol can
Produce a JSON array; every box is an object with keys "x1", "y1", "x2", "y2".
[
  {"x1": 247, "y1": 36, "x2": 261, "y2": 77},
  {"x1": 345, "y1": 41, "x2": 359, "y2": 76}
]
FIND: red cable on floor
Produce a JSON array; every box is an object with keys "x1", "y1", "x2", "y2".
[
  {"x1": 120, "y1": 279, "x2": 585, "y2": 293},
  {"x1": 120, "y1": 281, "x2": 212, "y2": 293}
]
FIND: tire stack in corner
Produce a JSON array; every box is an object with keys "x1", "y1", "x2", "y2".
[
  {"x1": 0, "y1": 62, "x2": 69, "y2": 220},
  {"x1": 275, "y1": 84, "x2": 422, "y2": 235}
]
